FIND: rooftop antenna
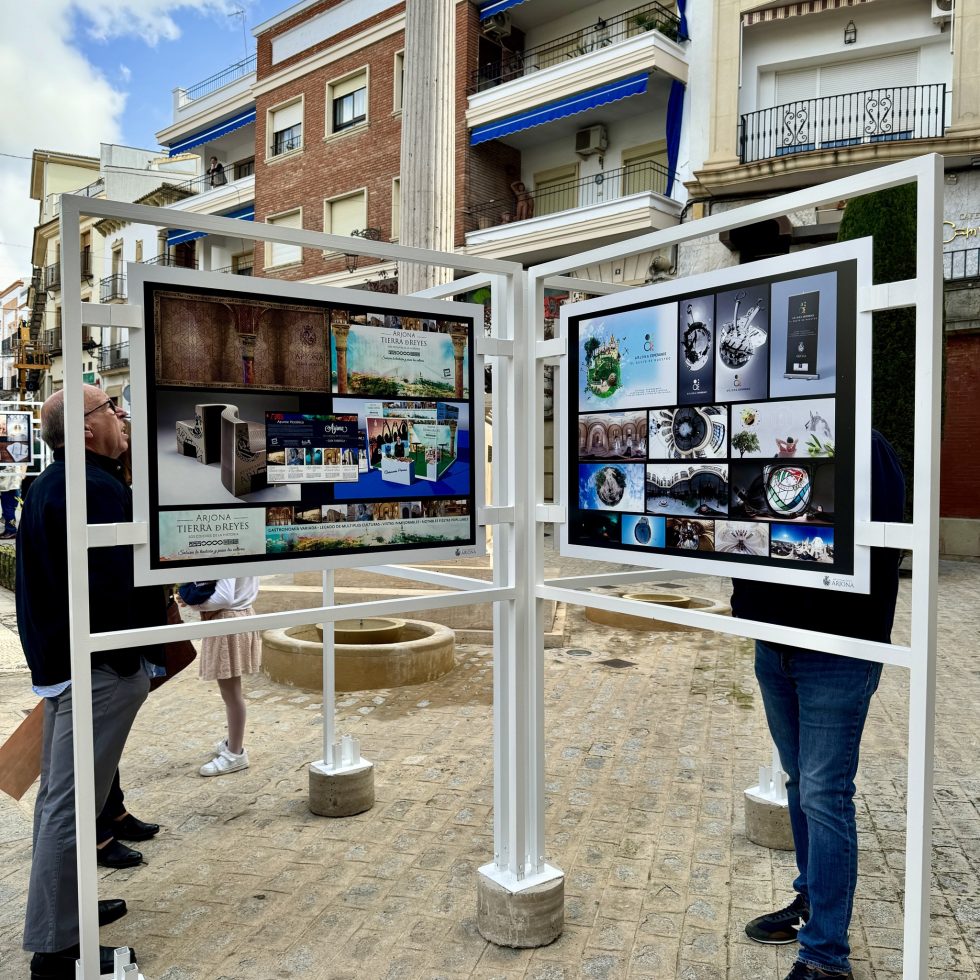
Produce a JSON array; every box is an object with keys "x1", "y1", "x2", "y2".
[{"x1": 229, "y1": 6, "x2": 248, "y2": 61}]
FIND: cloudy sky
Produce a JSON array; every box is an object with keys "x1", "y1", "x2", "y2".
[{"x1": 0, "y1": 0, "x2": 282, "y2": 292}]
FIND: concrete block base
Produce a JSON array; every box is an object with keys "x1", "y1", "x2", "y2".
[
  {"x1": 744, "y1": 788, "x2": 794, "y2": 851},
  {"x1": 308, "y1": 760, "x2": 375, "y2": 817},
  {"x1": 476, "y1": 868, "x2": 564, "y2": 948}
]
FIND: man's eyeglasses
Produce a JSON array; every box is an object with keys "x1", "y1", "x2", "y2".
[{"x1": 84, "y1": 399, "x2": 126, "y2": 419}]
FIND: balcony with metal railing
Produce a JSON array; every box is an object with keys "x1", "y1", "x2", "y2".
[
  {"x1": 44, "y1": 178, "x2": 105, "y2": 221},
  {"x1": 469, "y1": 1, "x2": 683, "y2": 94},
  {"x1": 141, "y1": 254, "x2": 197, "y2": 269},
  {"x1": 739, "y1": 84, "x2": 949, "y2": 164},
  {"x1": 465, "y1": 160, "x2": 680, "y2": 262},
  {"x1": 98, "y1": 342, "x2": 130, "y2": 374},
  {"x1": 44, "y1": 262, "x2": 61, "y2": 291},
  {"x1": 100, "y1": 274, "x2": 126, "y2": 303}
]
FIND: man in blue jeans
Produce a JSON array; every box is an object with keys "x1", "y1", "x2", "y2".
[{"x1": 731, "y1": 431, "x2": 905, "y2": 980}]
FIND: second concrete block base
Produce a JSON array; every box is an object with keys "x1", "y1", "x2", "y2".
[
  {"x1": 476, "y1": 868, "x2": 564, "y2": 948},
  {"x1": 309, "y1": 760, "x2": 375, "y2": 817},
  {"x1": 744, "y1": 788, "x2": 794, "y2": 850}
]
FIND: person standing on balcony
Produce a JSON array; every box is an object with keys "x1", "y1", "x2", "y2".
[{"x1": 207, "y1": 156, "x2": 227, "y2": 188}]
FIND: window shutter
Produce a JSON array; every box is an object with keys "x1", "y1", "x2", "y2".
[
  {"x1": 269, "y1": 210, "x2": 302, "y2": 266},
  {"x1": 271, "y1": 101, "x2": 302, "y2": 132},
  {"x1": 328, "y1": 193, "x2": 367, "y2": 238},
  {"x1": 333, "y1": 73, "x2": 366, "y2": 100}
]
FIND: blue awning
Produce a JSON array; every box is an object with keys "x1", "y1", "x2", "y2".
[
  {"x1": 470, "y1": 74, "x2": 649, "y2": 146},
  {"x1": 479, "y1": 0, "x2": 530, "y2": 18},
  {"x1": 167, "y1": 204, "x2": 255, "y2": 247},
  {"x1": 167, "y1": 108, "x2": 257, "y2": 157}
]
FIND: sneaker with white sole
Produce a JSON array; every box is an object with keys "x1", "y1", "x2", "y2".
[
  {"x1": 745, "y1": 893, "x2": 810, "y2": 944},
  {"x1": 200, "y1": 746, "x2": 249, "y2": 776}
]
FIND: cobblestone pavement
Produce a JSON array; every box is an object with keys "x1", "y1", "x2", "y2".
[{"x1": 0, "y1": 547, "x2": 977, "y2": 980}]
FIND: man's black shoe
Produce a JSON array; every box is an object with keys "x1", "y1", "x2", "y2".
[
  {"x1": 30, "y1": 944, "x2": 136, "y2": 979},
  {"x1": 745, "y1": 893, "x2": 810, "y2": 944},
  {"x1": 96, "y1": 838, "x2": 143, "y2": 868},
  {"x1": 112, "y1": 812, "x2": 160, "y2": 842},
  {"x1": 784, "y1": 962, "x2": 853, "y2": 980},
  {"x1": 98, "y1": 898, "x2": 127, "y2": 926}
]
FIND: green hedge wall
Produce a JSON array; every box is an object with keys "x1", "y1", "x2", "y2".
[
  {"x1": 837, "y1": 184, "x2": 919, "y2": 519},
  {"x1": 0, "y1": 544, "x2": 15, "y2": 592}
]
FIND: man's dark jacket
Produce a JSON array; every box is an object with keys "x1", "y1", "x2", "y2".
[
  {"x1": 731, "y1": 430, "x2": 906, "y2": 644},
  {"x1": 16, "y1": 448, "x2": 166, "y2": 686}
]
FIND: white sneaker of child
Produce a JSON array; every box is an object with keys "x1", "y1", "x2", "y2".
[{"x1": 200, "y1": 746, "x2": 249, "y2": 777}]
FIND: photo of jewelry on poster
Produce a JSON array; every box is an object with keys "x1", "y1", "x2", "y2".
[
  {"x1": 127, "y1": 266, "x2": 484, "y2": 585},
  {"x1": 560, "y1": 240, "x2": 873, "y2": 594}
]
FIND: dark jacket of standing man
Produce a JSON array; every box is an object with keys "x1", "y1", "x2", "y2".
[
  {"x1": 16, "y1": 385, "x2": 165, "y2": 979},
  {"x1": 730, "y1": 430, "x2": 905, "y2": 980}
]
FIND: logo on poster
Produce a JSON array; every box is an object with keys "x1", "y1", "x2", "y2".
[{"x1": 822, "y1": 575, "x2": 855, "y2": 589}]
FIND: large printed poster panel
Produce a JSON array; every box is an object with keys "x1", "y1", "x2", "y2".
[
  {"x1": 562, "y1": 244, "x2": 869, "y2": 593},
  {"x1": 0, "y1": 410, "x2": 33, "y2": 464},
  {"x1": 132, "y1": 270, "x2": 482, "y2": 581}
]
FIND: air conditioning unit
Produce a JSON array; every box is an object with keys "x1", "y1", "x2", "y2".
[
  {"x1": 575, "y1": 124, "x2": 609, "y2": 157},
  {"x1": 483, "y1": 12, "x2": 512, "y2": 37},
  {"x1": 932, "y1": 0, "x2": 953, "y2": 22}
]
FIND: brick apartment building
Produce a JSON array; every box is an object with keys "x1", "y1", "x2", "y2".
[{"x1": 250, "y1": 0, "x2": 690, "y2": 285}]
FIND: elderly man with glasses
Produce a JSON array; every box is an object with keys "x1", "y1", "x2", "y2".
[{"x1": 15, "y1": 384, "x2": 167, "y2": 979}]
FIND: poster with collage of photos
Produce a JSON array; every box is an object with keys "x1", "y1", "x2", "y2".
[
  {"x1": 563, "y1": 253, "x2": 861, "y2": 589},
  {"x1": 130, "y1": 267, "x2": 482, "y2": 583}
]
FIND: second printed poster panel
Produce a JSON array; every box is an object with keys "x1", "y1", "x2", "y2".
[
  {"x1": 562, "y1": 242, "x2": 866, "y2": 592},
  {"x1": 132, "y1": 269, "x2": 482, "y2": 582}
]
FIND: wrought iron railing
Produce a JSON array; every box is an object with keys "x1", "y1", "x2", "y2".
[
  {"x1": 945, "y1": 248, "x2": 980, "y2": 281},
  {"x1": 183, "y1": 54, "x2": 256, "y2": 102},
  {"x1": 98, "y1": 342, "x2": 130, "y2": 372},
  {"x1": 141, "y1": 254, "x2": 196, "y2": 269},
  {"x1": 271, "y1": 125, "x2": 302, "y2": 157},
  {"x1": 212, "y1": 261, "x2": 254, "y2": 276},
  {"x1": 0, "y1": 337, "x2": 16, "y2": 356},
  {"x1": 46, "y1": 328, "x2": 62, "y2": 354},
  {"x1": 44, "y1": 262, "x2": 60, "y2": 290},
  {"x1": 739, "y1": 83, "x2": 948, "y2": 164},
  {"x1": 466, "y1": 160, "x2": 673, "y2": 231},
  {"x1": 47, "y1": 178, "x2": 105, "y2": 218},
  {"x1": 469, "y1": 1, "x2": 683, "y2": 94},
  {"x1": 100, "y1": 274, "x2": 126, "y2": 302}
]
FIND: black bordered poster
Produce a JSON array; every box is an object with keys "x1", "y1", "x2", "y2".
[
  {"x1": 128, "y1": 266, "x2": 483, "y2": 585},
  {"x1": 560, "y1": 240, "x2": 872, "y2": 594}
]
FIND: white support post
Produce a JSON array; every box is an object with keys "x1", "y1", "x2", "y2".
[
  {"x1": 322, "y1": 569, "x2": 336, "y2": 768},
  {"x1": 477, "y1": 271, "x2": 563, "y2": 947},
  {"x1": 901, "y1": 153, "x2": 943, "y2": 980},
  {"x1": 59, "y1": 197, "x2": 102, "y2": 980},
  {"x1": 308, "y1": 569, "x2": 374, "y2": 817}
]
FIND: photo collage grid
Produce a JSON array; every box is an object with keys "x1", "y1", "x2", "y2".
[
  {"x1": 149, "y1": 285, "x2": 477, "y2": 567},
  {"x1": 573, "y1": 270, "x2": 841, "y2": 567}
]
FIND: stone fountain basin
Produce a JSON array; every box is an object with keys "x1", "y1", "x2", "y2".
[
  {"x1": 585, "y1": 592, "x2": 730, "y2": 632},
  {"x1": 262, "y1": 618, "x2": 455, "y2": 691}
]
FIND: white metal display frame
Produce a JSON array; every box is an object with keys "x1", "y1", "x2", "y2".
[
  {"x1": 527, "y1": 154, "x2": 941, "y2": 979},
  {"x1": 125, "y1": 262, "x2": 486, "y2": 584},
  {"x1": 55, "y1": 196, "x2": 540, "y2": 979},
  {"x1": 558, "y1": 238, "x2": 873, "y2": 592}
]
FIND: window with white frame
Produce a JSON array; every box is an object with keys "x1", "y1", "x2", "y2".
[
  {"x1": 328, "y1": 71, "x2": 368, "y2": 135},
  {"x1": 324, "y1": 190, "x2": 367, "y2": 239},
  {"x1": 391, "y1": 177, "x2": 401, "y2": 241},
  {"x1": 266, "y1": 209, "x2": 303, "y2": 267},
  {"x1": 393, "y1": 51, "x2": 404, "y2": 113},
  {"x1": 269, "y1": 99, "x2": 303, "y2": 157}
]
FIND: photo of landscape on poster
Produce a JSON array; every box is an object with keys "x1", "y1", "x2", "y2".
[
  {"x1": 559, "y1": 243, "x2": 867, "y2": 592},
  {"x1": 128, "y1": 268, "x2": 483, "y2": 583}
]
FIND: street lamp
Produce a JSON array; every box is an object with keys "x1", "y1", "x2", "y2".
[{"x1": 344, "y1": 227, "x2": 383, "y2": 273}]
